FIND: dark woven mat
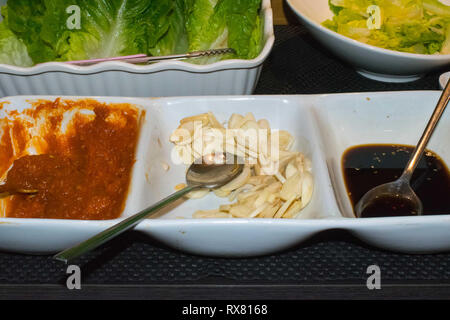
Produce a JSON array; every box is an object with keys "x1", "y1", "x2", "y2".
[
  {"x1": 0, "y1": 25, "x2": 449, "y2": 286},
  {"x1": 2, "y1": 230, "x2": 450, "y2": 285},
  {"x1": 255, "y1": 26, "x2": 442, "y2": 94}
]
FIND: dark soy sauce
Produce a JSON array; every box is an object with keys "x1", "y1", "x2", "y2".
[
  {"x1": 342, "y1": 144, "x2": 450, "y2": 218},
  {"x1": 359, "y1": 195, "x2": 419, "y2": 218}
]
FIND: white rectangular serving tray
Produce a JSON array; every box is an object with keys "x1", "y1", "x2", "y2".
[
  {"x1": 0, "y1": 91, "x2": 449, "y2": 256},
  {"x1": 0, "y1": 0, "x2": 274, "y2": 98}
]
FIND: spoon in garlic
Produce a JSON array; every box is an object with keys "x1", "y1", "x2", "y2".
[{"x1": 54, "y1": 152, "x2": 244, "y2": 263}]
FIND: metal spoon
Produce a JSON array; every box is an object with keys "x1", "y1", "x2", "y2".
[
  {"x1": 53, "y1": 153, "x2": 244, "y2": 263},
  {"x1": 0, "y1": 185, "x2": 38, "y2": 198},
  {"x1": 0, "y1": 162, "x2": 39, "y2": 198},
  {"x1": 355, "y1": 80, "x2": 450, "y2": 218}
]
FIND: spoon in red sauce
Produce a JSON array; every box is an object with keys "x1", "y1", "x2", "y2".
[
  {"x1": 0, "y1": 155, "x2": 49, "y2": 198},
  {"x1": 0, "y1": 185, "x2": 38, "y2": 198}
]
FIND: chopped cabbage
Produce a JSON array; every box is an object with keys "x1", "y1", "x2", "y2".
[{"x1": 323, "y1": 0, "x2": 450, "y2": 54}]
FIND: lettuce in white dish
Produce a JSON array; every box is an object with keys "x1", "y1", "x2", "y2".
[{"x1": 0, "y1": 0, "x2": 264, "y2": 66}]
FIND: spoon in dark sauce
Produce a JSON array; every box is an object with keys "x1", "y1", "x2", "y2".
[{"x1": 355, "y1": 80, "x2": 450, "y2": 218}]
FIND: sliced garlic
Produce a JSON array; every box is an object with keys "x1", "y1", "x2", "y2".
[
  {"x1": 247, "y1": 175, "x2": 276, "y2": 186},
  {"x1": 194, "y1": 210, "x2": 232, "y2": 219},
  {"x1": 254, "y1": 189, "x2": 270, "y2": 208},
  {"x1": 266, "y1": 181, "x2": 282, "y2": 193},
  {"x1": 227, "y1": 184, "x2": 254, "y2": 202},
  {"x1": 237, "y1": 190, "x2": 260, "y2": 202},
  {"x1": 240, "y1": 119, "x2": 260, "y2": 132},
  {"x1": 274, "y1": 171, "x2": 286, "y2": 183},
  {"x1": 219, "y1": 204, "x2": 232, "y2": 212},
  {"x1": 257, "y1": 119, "x2": 270, "y2": 130},
  {"x1": 230, "y1": 203, "x2": 254, "y2": 218},
  {"x1": 267, "y1": 193, "x2": 279, "y2": 204},
  {"x1": 285, "y1": 160, "x2": 298, "y2": 179},
  {"x1": 278, "y1": 130, "x2": 294, "y2": 151},
  {"x1": 282, "y1": 200, "x2": 303, "y2": 219},
  {"x1": 257, "y1": 202, "x2": 281, "y2": 218},
  {"x1": 280, "y1": 171, "x2": 302, "y2": 201},
  {"x1": 169, "y1": 111, "x2": 315, "y2": 220},
  {"x1": 254, "y1": 163, "x2": 262, "y2": 175},
  {"x1": 278, "y1": 151, "x2": 297, "y2": 171},
  {"x1": 228, "y1": 113, "x2": 246, "y2": 129},
  {"x1": 180, "y1": 113, "x2": 209, "y2": 126},
  {"x1": 170, "y1": 127, "x2": 192, "y2": 145},
  {"x1": 186, "y1": 188, "x2": 210, "y2": 199},
  {"x1": 175, "y1": 145, "x2": 194, "y2": 164},
  {"x1": 300, "y1": 171, "x2": 314, "y2": 209},
  {"x1": 207, "y1": 112, "x2": 224, "y2": 129},
  {"x1": 304, "y1": 157, "x2": 313, "y2": 172},
  {"x1": 249, "y1": 203, "x2": 269, "y2": 218},
  {"x1": 274, "y1": 195, "x2": 296, "y2": 218},
  {"x1": 243, "y1": 112, "x2": 256, "y2": 123},
  {"x1": 213, "y1": 188, "x2": 231, "y2": 198}
]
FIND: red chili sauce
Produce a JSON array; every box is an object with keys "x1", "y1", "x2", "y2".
[{"x1": 0, "y1": 99, "x2": 142, "y2": 220}]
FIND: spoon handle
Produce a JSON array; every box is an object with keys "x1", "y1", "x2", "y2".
[
  {"x1": 402, "y1": 80, "x2": 450, "y2": 181},
  {"x1": 53, "y1": 185, "x2": 198, "y2": 263}
]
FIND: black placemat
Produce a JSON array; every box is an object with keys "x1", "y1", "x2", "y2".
[
  {"x1": 0, "y1": 26, "x2": 448, "y2": 288},
  {"x1": 255, "y1": 26, "x2": 443, "y2": 94}
]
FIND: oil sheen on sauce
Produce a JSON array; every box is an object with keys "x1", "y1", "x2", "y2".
[{"x1": 342, "y1": 144, "x2": 450, "y2": 218}]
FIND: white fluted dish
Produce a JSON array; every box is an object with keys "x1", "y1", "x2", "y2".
[{"x1": 0, "y1": 0, "x2": 274, "y2": 97}]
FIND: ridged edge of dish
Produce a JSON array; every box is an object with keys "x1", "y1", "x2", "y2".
[{"x1": 0, "y1": 0, "x2": 274, "y2": 75}]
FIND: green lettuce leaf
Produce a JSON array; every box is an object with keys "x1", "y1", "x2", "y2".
[
  {"x1": 329, "y1": 0, "x2": 344, "y2": 15},
  {"x1": 441, "y1": 25, "x2": 450, "y2": 53},
  {"x1": 423, "y1": 0, "x2": 450, "y2": 17},
  {"x1": 4, "y1": 0, "x2": 174, "y2": 62},
  {"x1": 185, "y1": 0, "x2": 222, "y2": 52},
  {"x1": 0, "y1": 0, "x2": 264, "y2": 66},
  {"x1": 44, "y1": 0, "x2": 173, "y2": 61},
  {"x1": 225, "y1": 0, "x2": 264, "y2": 59},
  {"x1": 185, "y1": 0, "x2": 263, "y2": 61},
  {"x1": 0, "y1": 8, "x2": 33, "y2": 67},
  {"x1": 150, "y1": 0, "x2": 189, "y2": 56},
  {"x1": 5, "y1": 0, "x2": 56, "y2": 63}
]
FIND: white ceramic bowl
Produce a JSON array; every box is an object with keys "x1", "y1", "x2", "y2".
[
  {"x1": 0, "y1": 0, "x2": 274, "y2": 97},
  {"x1": 286, "y1": 0, "x2": 450, "y2": 83},
  {"x1": 0, "y1": 92, "x2": 449, "y2": 256}
]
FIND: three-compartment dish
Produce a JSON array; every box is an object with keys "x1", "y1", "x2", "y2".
[
  {"x1": 0, "y1": 92, "x2": 449, "y2": 256},
  {"x1": 0, "y1": 0, "x2": 448, "y2": 258}
]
